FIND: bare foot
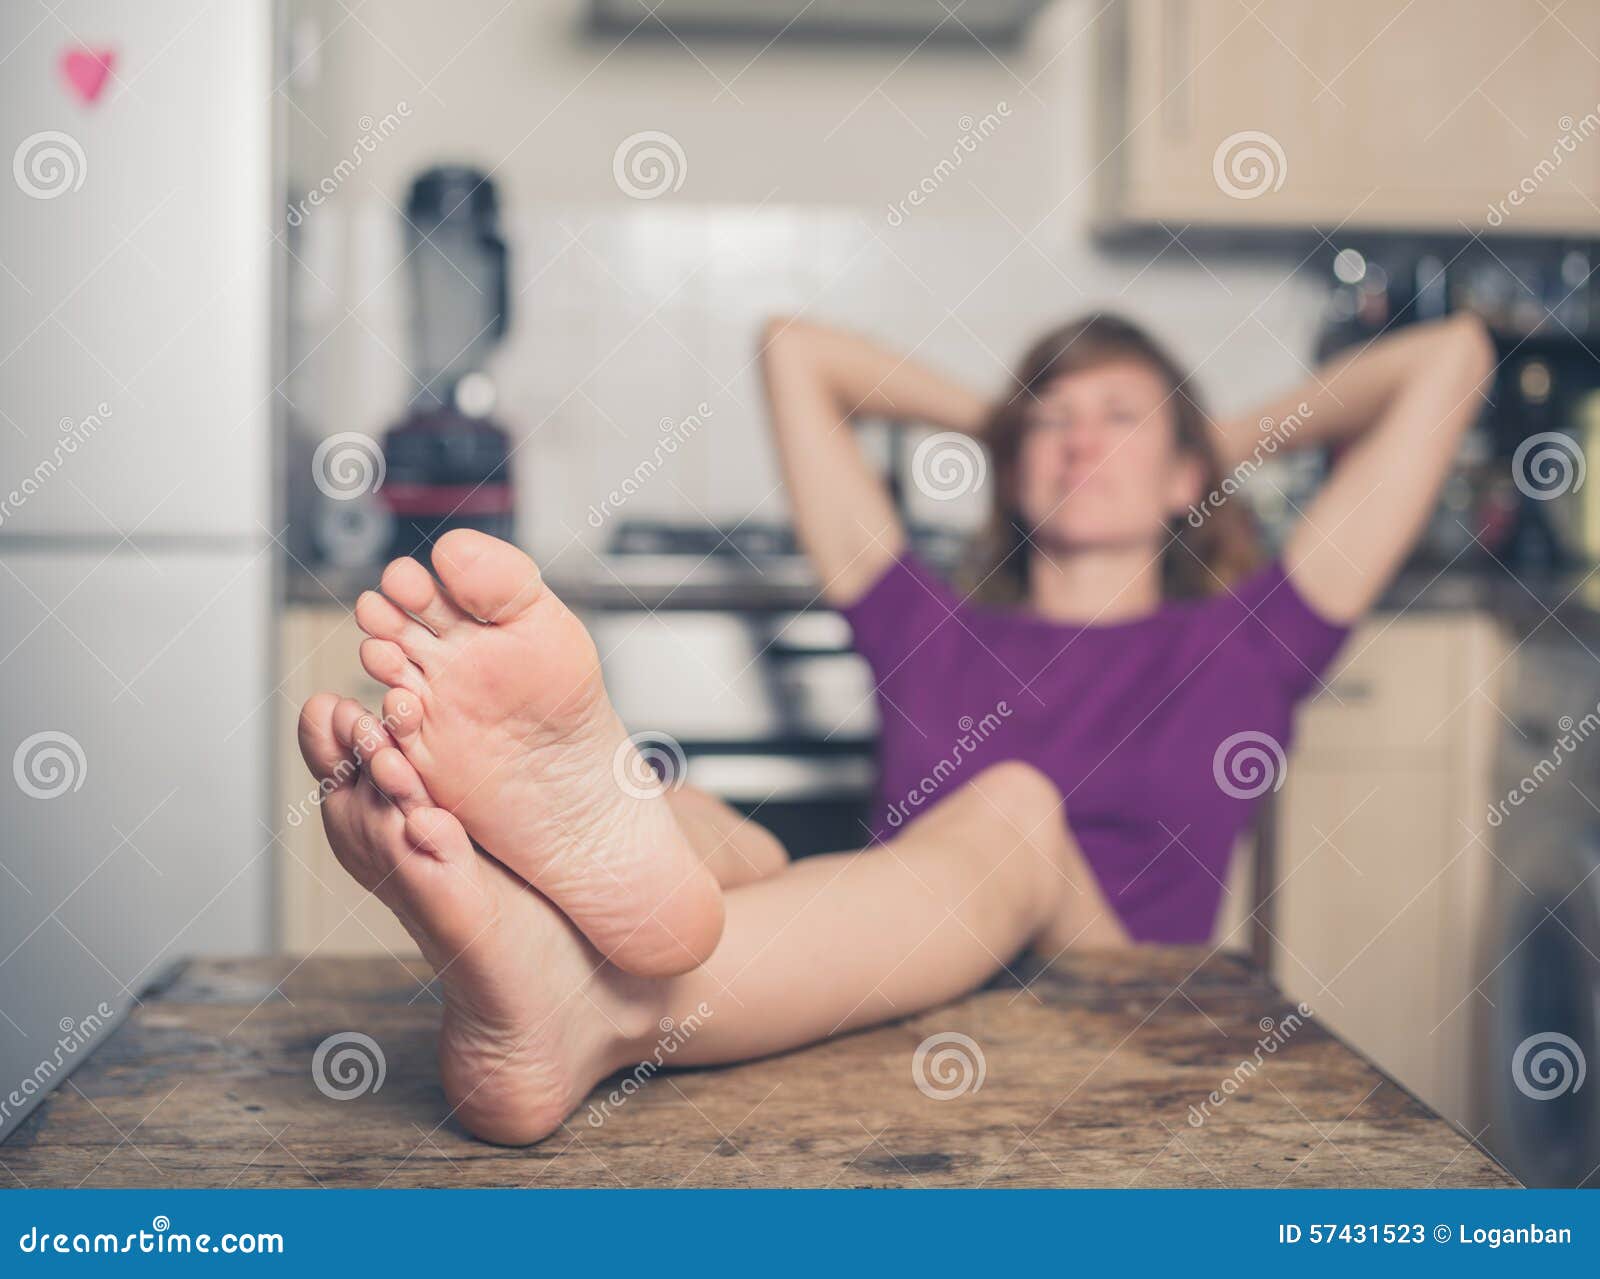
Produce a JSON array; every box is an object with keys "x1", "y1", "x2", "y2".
[
  {"x1": 352, "y1": 530, "x2": 724, "y2": 977},
  {"x1": 297, "y1": 692, "x2": 659, "y2": 1144}
]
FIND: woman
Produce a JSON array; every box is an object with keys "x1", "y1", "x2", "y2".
[
  {"x1": 758, "y1": 308, "x2": 1495, "y2": 942},
  {"x1": 303, "y1": 307, "x2": 1493, "y2": 1143}
]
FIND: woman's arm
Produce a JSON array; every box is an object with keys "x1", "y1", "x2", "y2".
[
  {"x1": 758, "y1": 317, "x2": 988, "y2": 606},
  {"x1": 1231, "y1": 313, "x2": 1495, "y2": 623}
]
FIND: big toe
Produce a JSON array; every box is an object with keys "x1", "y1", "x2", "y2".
[{"x1": 433, "y1": 530, "x2": 545, "y2": 625}]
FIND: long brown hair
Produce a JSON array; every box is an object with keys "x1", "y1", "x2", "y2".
[{"x1": 963, "y1": 312, "x2": 1261, "y2": 605}]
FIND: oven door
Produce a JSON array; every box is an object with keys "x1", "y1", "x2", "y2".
[{"x1": 685, "y1": 748, "x2": 877, "y2": 860}]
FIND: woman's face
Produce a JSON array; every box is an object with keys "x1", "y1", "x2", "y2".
[{"x1": 1015, "y1": 360, "x2": 1204, "y2": 555}]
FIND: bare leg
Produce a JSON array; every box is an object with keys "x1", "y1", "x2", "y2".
[
  {"x1": 666, "y1": 785, "x2": 788, "y2": 889},
  {"x1": 303, "y1": 691, "x2": 1109, "y2": 1144}
]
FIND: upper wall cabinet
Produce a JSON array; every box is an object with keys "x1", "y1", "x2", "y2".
[{"x1": 1095, "y1": 0, "x2": 1600, "y2": 235}]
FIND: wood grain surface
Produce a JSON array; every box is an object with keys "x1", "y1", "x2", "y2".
[{"x1": 0, "y1": 950, "x2": 1516, "y2": 1188}]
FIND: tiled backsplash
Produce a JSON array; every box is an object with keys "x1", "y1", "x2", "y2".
[{"x1": 287, "y1": 202, "x2": 1329, "y2": 579}]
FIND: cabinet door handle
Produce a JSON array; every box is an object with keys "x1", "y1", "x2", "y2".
[{"x1": 1321, "y1": 678, "x2": 1375, "y2": 705}]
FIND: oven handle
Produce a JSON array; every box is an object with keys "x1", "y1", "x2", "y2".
[{"x1": 686, "y1": 752, "x2": 876, "y2": 802}]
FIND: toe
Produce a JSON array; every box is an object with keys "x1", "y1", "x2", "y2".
[
  {"x1": 367, "y1": 746, "x2": 432, "y2": 815},
  {"x1": 356, "y1": 590, "x2": 437, "y2": 661},
  {"x1": 381, "y1": 556, "x2": 469, "y2": 636},
  {"x1": 332, "y1": 697, "x2": 396, "y2": 763},
  {"x1": 404, "y1": 805, "x2": 474, "y2": 864},
  {"x1": 360, "y1": 637, "x2": 424, "y2": 692},
  {"x1": 382, "y1": 686, "x2": 424, "y2": 740},
  {"x1": 298, "y1": 692, "x2": 352, "y2": 785},
  {"x1": 432, "y1": 529, "x2": 545, "y2": 625}
]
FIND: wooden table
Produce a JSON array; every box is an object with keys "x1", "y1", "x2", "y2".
[{"x1": 0, "y1": 950, "x2": 1515, "y2": 1188}]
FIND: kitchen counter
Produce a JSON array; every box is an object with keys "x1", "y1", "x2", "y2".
[
  {"x1": 1, "y1": 951, "x2": 1514, "y2": 1188},
  {"x1": 286, "y1": 556, "x2": 1600, "y2": 633}
]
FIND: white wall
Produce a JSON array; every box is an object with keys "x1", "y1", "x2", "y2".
[{"x1": 284, "y1": 0, "x2": 1328, "y2": 570}]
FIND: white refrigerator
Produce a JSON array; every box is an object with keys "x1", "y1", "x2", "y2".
[{"x1": 0, "y1": 1, "x2": 276, "y2": 1140}]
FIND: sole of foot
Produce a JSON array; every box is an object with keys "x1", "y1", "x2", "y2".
[
  {"x1": 352, "y1": 530, "x2": 724, "y2": 978},
  {"x1": 297, "y1": 692, "x2": 659, "y2": 1145}
]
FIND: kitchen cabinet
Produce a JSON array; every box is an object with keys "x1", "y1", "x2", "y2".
[
  {"x1": 1096, "y1": 0, "x2": 1600, "y2": 235},
  {"x1": 276, "y1": 606, "x2": 419, "y2": 957},
  {"x1": 1270, "y1": 611, "x2": 1508, "y2": 1130}
]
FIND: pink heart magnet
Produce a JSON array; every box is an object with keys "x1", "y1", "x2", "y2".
[{"x1": 61, "y1": 46, "x2": 116, "y2": 106}]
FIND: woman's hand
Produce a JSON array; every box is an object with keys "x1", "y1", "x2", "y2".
[{"x1": 757, "y1": 317, "x2": 988, "y2": 605}]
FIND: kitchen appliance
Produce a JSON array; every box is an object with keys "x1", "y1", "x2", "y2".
[
  {"x1": 1480, "y1": 633, "x2": 1600, "y2": 1186},
  {"x1": 0, "y1": 4, "x2": 275, "y2": 1141},
  {"x1": 378, "y1": 166, "x2": 515, "y2": 567},
  {"x1": 581, "y1": 520, "x2": 896, "y2": 858}
]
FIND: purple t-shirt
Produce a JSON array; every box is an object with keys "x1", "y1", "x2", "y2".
[{"x1": 840, "y1": 553, "x2": 1351, "y2": 943}]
